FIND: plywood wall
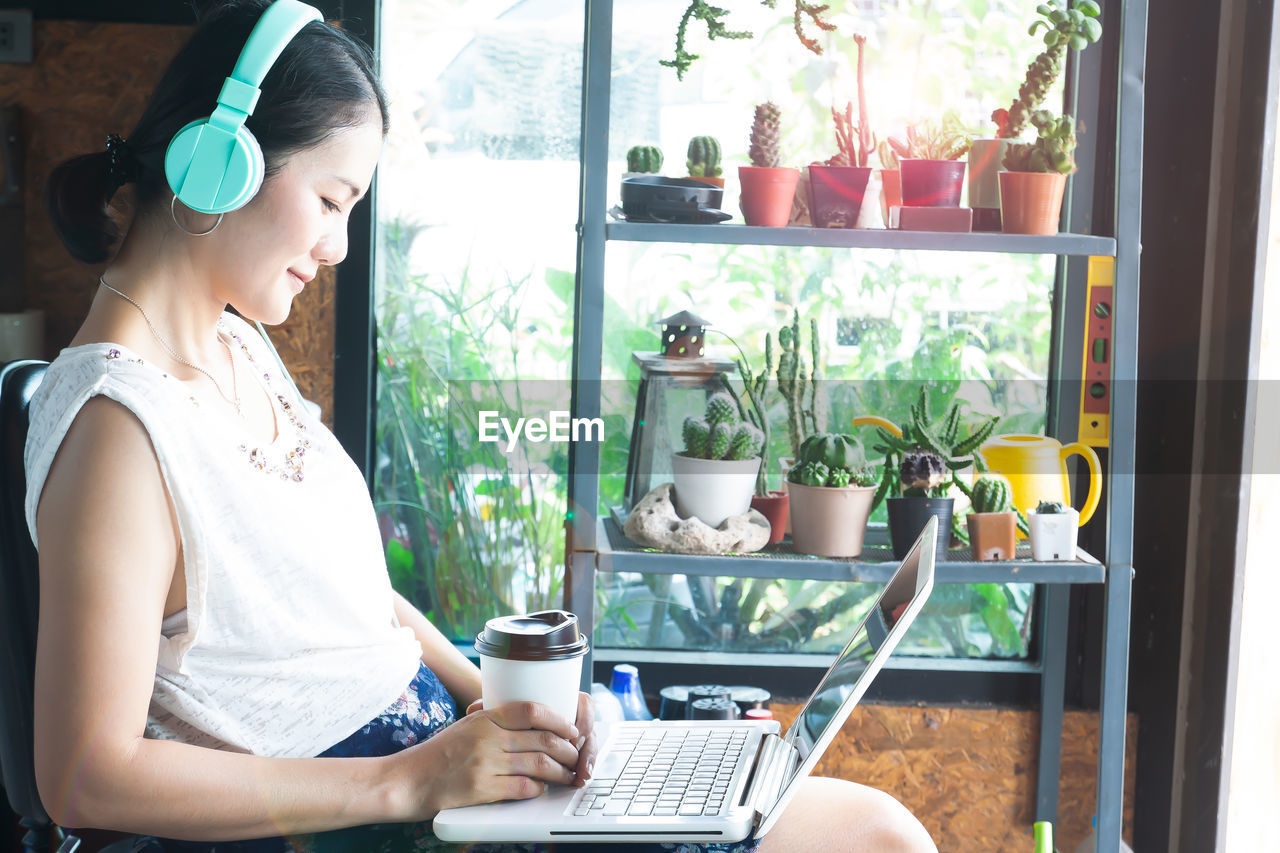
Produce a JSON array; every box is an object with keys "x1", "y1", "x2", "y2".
[
  {"x1": 769, "y1": 702, "x2": 1137, "y2": 853},
  {"x1": 0, "y1": 20, "x2": 335, "y2": 422}
]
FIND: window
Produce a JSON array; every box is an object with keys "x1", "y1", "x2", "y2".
[{"x1": 372, "y1": 0, "x2": 1068, "y2": 670}]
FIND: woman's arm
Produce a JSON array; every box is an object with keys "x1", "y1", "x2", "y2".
[
  {"x1": 392, "y1": 590, "x2": 482, "y2": 708},
  {"x1": 33, "y1": 397, "x2": 578, "y2": 839}
]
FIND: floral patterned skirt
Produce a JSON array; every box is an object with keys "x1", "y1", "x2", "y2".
[{"x1": 133, "y1": 662, "x2": 761, "y2": 853}]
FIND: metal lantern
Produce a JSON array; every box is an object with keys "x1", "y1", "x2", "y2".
[
  {"x1": 660, "y1": 310, "x2": 710, "y2": 358},
  {"x1": 621, "y1": 314, "x2": 736, "y2": 515}
]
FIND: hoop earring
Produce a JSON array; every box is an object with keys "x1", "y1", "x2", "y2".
[{"x1": 171, "y1": 195, "x2": 224, "y2": 237}]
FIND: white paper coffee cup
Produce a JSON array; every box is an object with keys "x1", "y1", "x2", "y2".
[{"x1": 474, "y1": 610, "x2": 589, "y2": 725}]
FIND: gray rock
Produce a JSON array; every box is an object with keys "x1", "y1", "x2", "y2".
[{"x1": 623, "y1": 483, "x2": 770, "y2": 554}]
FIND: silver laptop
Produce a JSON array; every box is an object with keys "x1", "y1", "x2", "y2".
[{"x1": 434, "y1": 517, "x2": 937, "y2": 844}]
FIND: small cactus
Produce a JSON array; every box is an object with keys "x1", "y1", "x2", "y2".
[
  {"x1": 683, "y1": 416, "x2": 709, "y2": 458},
  {"x1": 827, "y1": 467, "x2": 852, "y2": 488},
  {"x1": 971, "y1": 475, "x2": 1014, "y2": 514},
  {"x1": 708, "y1": 421, "x2": 734, "y2": 460},
  {"x1": 687, "y1": 135, "x2": 722, "y2": 177},
  {"x1": 626, "y1": 144, "x2": 663, "y2": 173},
  {"x1": 1036, "y1": 500, "x2": 1067, "y2": 514},
  {"x1": 900, "y1": 451, "x2": 947, "y2": 492},
  {"x1": 748, "y1": 102, "x2": 782, "y2": 168},
  {"x1": 794, "y1": 461, "x2": 830, "y2": 487},
  {"x1": 704, "y1": 392, "x2": 739, "y2": 429},
  {"x1": 726, "y1": 422, "x2": 764, "y2": 460}
]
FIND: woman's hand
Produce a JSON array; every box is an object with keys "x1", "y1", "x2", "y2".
[
  {"x1": 393, "y1": 700, "x2": 582, "y2": 818},
  {"x1": 464, "y1": 691, "x2": 598, "y2": 788}
]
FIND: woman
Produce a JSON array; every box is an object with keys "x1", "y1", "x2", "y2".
[{"x1": 29, "y1": 2, "x2": 937, "y2": 851}]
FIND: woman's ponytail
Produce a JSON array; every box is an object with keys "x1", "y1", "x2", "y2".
[{"x1": 44, "y1": 148, "x2": 122, "y2": 264}]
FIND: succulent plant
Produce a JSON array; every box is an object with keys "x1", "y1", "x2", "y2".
[
  {"x1": 661, "y1": 1, "x2": 835, "y2": 80},
  {"x1": 1036, "y1": 500, "x2": 1068, "y2": 514},
  {"x1": 994, "y1": 0, "x2": 1102, "y2": 139},
  {"x1": 900, "y1": 451, "x2": 947, "y2": 492},
  {"x1": 1003, "y1": 110, "x2": 1078, "y2": 174},
  {"x1": 971, "y1": 475, "x2": 1014, "y2": 514},
  {"x1": 748, "y1": 102, "x2": 782, "y2": 168},
  {"x1": 870, "y1": 385, "x2": 1001, "y2": 508},
  {"x1": 789, "y1": 459, "x2": 876, "y2": 489},
  {"x1": 794, "y1": 461, "x2": 830, "y2": 487},
  {"x1": 726, "y1": 331, "x2": 774, "y2": 496},
  {"x1": 682, "y1": 392, "x2": 763, "y2": 461},
  {"x1": 687, "y1": 135, "x2": 722, "y2": 177},
  {"x1": 886, "y1": 114, "x2": 973, "y2": 162},
  {"x1": 626, "y1": 144, "x2": 663, "y2": 173}
]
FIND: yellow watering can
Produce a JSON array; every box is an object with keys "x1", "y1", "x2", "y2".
[{"x1": 850, "y1": 417, "x2": 1102, "y2": 527}]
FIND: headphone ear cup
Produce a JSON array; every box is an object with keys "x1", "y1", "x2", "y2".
[{"x1": 165, "y1": 119, "x2": 266, "y2": 215}]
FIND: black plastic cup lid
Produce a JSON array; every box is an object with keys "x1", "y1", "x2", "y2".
[{"x1": 474, "y1": 610, "x2": 589, "y2": 662}]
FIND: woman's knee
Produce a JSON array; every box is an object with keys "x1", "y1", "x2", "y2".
[{"x1": 760, "y1": 777, "x2": 936, "y2": 853}]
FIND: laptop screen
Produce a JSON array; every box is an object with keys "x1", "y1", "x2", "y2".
[{"x1": 784, "y1": 523, "x2": 932, "y2": 763}]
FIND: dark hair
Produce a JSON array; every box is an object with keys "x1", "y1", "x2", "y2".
[{"x1": 45, "y1": 0, "x2": 388, "y2": 264}]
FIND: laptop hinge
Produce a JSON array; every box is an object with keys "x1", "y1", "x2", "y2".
[{"x1": 743, "y1": 734, "x2": 792, "y2": 822}]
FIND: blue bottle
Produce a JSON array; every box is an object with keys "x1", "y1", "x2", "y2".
[{"x1": 610, "y1": 664, "x2": 653, "y2": 721}]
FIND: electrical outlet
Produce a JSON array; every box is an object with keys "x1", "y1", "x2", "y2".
[{"x1": 0, "y1": 9, "x2": 33, "y2": 64}]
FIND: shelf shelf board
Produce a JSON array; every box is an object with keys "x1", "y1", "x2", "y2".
[
  {"x1": 606, "y1": 221, "x2": 1117, "y2": 256},
  {"x1": 598, "y1": 517, "x2": 1104, "y2": 584}
]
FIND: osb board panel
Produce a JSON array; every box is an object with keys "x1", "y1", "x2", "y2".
[
  {"x1": 1, "y1": 21, "x2": 335, "y2": 427},
  {"x1": 769, "y1": 702, "x2": 1137, "y2": 853}
]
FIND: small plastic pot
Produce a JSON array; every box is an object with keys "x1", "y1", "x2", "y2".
[
  {"x1": 738, "y1": 166, "x2": 800, "y2": 227},
  {"x1": 998, "y1": 171, "x2": 1067, "y2": 235},
  {"x1": 806, "y1": 165, "x2": 872, "y2": 229},
  {"x1": 967, "y1": 511, "x2": 1018, "y2": 561},
  {"x1": 887, "y1": 497, "x2": 954, "y2": 562},
  {"x1": 749, "y1": 490, "x2": 789, "y2": 545},
  {"x1": 900, "y1": 159, "x2": 967, "y2": 207}
]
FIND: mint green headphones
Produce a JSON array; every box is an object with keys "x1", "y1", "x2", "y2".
[{"x1": 164, "y1": 0, "x2": 323, "y2": 215}]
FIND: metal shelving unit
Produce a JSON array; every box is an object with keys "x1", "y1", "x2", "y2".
[{"x1": 564, "y1": 3, "x2": 1145, "y2": 851}]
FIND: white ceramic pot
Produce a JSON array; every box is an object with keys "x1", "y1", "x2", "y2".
[
  {"x1": 670, "y1": 452, "x2": 761, "y2": 529},
  {"x1": 1027, "y1": 506, "x2": 1080, "y2": 560}
]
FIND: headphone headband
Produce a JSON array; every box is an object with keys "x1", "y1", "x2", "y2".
[{"x1": 165, "y1": 0, "x2": 324, "y2": 216}]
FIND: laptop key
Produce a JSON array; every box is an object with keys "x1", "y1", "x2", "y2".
[
  {"x1": 678, "y1": 805, "x2": 704, "y2": 816},
  {"x1": 603, "y1": 801, "x2": 630, "y2": 816},
  {"x1": 628, "y1": 802, "x2": 654, "y2": 816}
]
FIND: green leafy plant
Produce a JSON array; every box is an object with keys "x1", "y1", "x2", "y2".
[
  {"x1": 687, "y1": 135, "x2": 723, "y2": 177},
  {"x1": 662, "y1": 1, "x2": 837, "y2": 81},
  {"x1": 870, "y1": 386, "x2": 1000, "y2": 508},
  {"x1": 994, "y1": 0, "x2": 1102, "y2": 139},
  {"x1": 788, "y1": 432, "x2": 877, "y2": 488},
  {"x1": 886, "y1": 114, "x2": 972, "y2": 161},
  {"x1": 748, "y1": 102, "x2": 783, "y2": 168},
  {"x1": 1003, "y1": 110, "x2": 1078, "y2": 173},
  {"x1": 681, "y1": 391, "x2": 765, "y2": 460},
  {"x1": 626, "y1": 144, "x2": 663, "y2": 173}
]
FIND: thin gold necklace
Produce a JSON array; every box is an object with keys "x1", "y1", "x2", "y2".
[{"x1": 98, "y1": 276, "x2": 243, "y2": 417}]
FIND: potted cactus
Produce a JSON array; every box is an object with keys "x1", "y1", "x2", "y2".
[
  {"x1": 966, "y1": 474, "x2": 1027, "y2": 561},
  {"x1": 890, "y1": 115, "x2": 971, "y2": 208},
  {"x1": 671, "y1": 391, "x2": 765, "y2": 529},
  {"x1": 999, "y1": 110, "x2": 1077, "y2": 234},
  {"x1": 807, "y1": 34, "x2": 877, "y2": 229},
  {"x1": 739, "y1": 102, "x2": 799, "y2": 227},
  {"x1": 625, "y1": 144, "x2": 663, "y2": 178},
  {"x1": 870, "y1": 386, "x2": 1000, "y2": 562},
  {"x1": 687, "y1": 135, "x2": 724, "y2": 188},
  {"x1": 971, "y1": 0, "x2": 1101, "y2": 230},
  {"x1": 786, "y1": 433, "x2": 878, "y2": 557},
  {"x1": 1026, "y1": 500, "x2": 1079, "y2": 560}
]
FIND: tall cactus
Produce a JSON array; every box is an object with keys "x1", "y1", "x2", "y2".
[
  {"x1": 776, "y1": 308, "x2": 823, "y2": 459},
  {"x1": 748, "y1": 102, "x2": 782, "y2": 168}
]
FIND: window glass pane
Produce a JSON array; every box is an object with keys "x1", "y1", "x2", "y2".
[{"x1": 373, "y1": 0, "x2": 584, "y2": 642}]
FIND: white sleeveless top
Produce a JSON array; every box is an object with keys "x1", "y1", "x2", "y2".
[{"x1": 24, "y1": 313, "x2": 424, "y2": 758}]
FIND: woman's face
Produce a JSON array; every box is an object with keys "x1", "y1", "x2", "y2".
[{"x1": 207, "y1": 116, "x2": 384, "y2": 324}]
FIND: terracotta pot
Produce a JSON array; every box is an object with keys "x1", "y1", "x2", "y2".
[
  {"x1": 967, "y1": 139, "x2": 1012, "y2": 231},
  {"x1": 687, "y1": 175, "x2": 725, "y2": 188},
  {"x1": 738, "y1": 166, "x2": 800, "y2": 227},
  {"x1": 998, "y1": 171, "x2": 1067, "y2": 235},
  {"x1": 966, "y1": 512, "x2": 1017, "y2": 561},
  {"x1": 899, "y1": 159, "x2": 966, "y2": 207},
  {"x1": 879, "y1": 168, "x2": 901, "y2": 227},
  {"x1": 749, "y1": 490, "x2": 790, "y2": 545},
  {"x1": 670, "y1": 452, "x2": 761, "y2": 529},
  {"x1": 787, "y1": 482, "x2": 876, "y2": 557},
  {"x1": 777, "y1": 457, "x2": 796, "y2": 534},
  {"x1": 886, "y1": 497, "x2": 954, "y2": 563},
  {"x1": 806, "y1": 165, "x2": 872, "y2": 228}
]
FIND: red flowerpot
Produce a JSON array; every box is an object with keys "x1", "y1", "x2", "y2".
[
  {"x1": 738, "y1": 166, "x2": 800, "y2": 227},
  {"x1": 900, "y1": 159, "x2": 967, "y2": 207},
  {"x1": 806, "y1": 165, "x2": 872, "y2": 229},
  {"x1": 749, "y1": 490, "x2": 790, "y2": 545},
  {"x1": 880, "y1": 168, "x2": 901, "y2": 227}
]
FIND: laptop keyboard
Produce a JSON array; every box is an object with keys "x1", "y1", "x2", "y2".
[{"x1": 571, "y1": 727, "x2": 750, "y2": 818}]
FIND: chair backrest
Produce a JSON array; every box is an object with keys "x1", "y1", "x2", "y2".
[{"x1": 0, "y1": 359, "x2": 51, "y2": 826}]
